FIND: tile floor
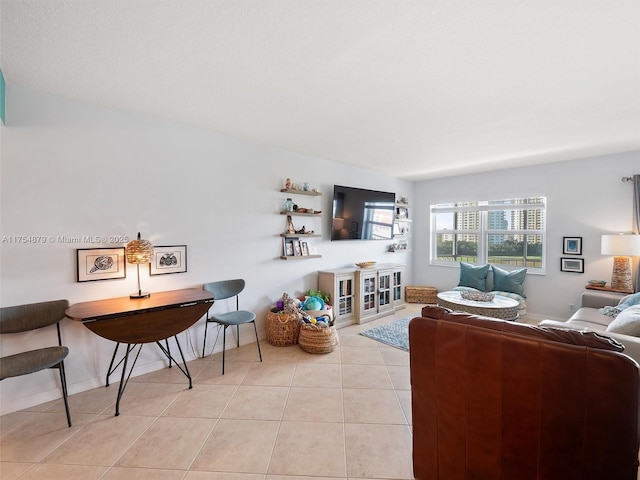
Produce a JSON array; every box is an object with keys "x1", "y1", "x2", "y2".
[{"x1": 0, "y1": 304, "x2": 424, "y2": 480}]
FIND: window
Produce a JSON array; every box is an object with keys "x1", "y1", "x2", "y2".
[{"x1": 431, "y1": 197, "x2": 546, "y2": 272}]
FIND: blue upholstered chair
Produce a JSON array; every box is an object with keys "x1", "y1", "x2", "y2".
[
  {"x1": 202, "y1": 279, "x2": 262, "y2": 374},
  {"x1": 0, "y1": 299, "x2": 72, "y2": 427}
]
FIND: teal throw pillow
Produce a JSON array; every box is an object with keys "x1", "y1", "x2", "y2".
[
  {"x1": 492, "y1": 265, "x2": 527, "y2": 297},
  {"x1": 458, "y1": 262, "x2": 490, "y2": 292}
]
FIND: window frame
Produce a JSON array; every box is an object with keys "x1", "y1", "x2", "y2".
[{"x1": 430, "y1": 197, "x2": 547, "y2": 273}]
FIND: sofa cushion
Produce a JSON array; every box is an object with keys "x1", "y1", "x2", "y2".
[
  {"x1": 600, "y1": 292, "x2": 640, "y2": 317},
  {"x1": 618, "y1": 292, "x2": 640, "y2": 310},
  {"x1": 606, "y1": 305, "x2": 640, "y2": 336},
  {"x1": 458, "y1": 262, "x2": 489, "y2": 292},
  {"x1": 491, "y1": 265, "x2": 527, "y2": 297},
  {"x1": 421, "y1": 305, "x2": 624, "y2": 352},
  {"x1": 570, "y1": 307, "x2": 615, "y2": 328}
]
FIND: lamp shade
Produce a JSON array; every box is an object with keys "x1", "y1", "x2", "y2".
[
  {"x1": 601, "y1": 234, "x2": 640, "y2": 256},
  {"x1": 125, "y1": 232, "x2": 153, "y2": 264}
]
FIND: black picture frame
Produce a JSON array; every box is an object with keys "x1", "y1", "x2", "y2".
[
  {"x1": 560, "y1": 257, "x2": 584, "y2": 273},
  {"x1": 149, "y1": 245, "x2": 187, "y2": 275},
  {"x1": 77, "y1": 247, "x2": 126, "y2": 282},
  {"x1": 563, "y1": 236, "x2": 582, "y2": 255}
]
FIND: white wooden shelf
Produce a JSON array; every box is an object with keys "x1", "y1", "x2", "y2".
[
  {"x1": 280, "y1": 189, "x2": 322, "y2": 196},
  {"x1": 280, "y1": 233, "x2": 321, "y2": 238},
  {"x1": 280, "y1": 255, "x2": 322, "y2": 260}
]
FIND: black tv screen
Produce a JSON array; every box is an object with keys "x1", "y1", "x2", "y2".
[{"x1": 331, "y1": 185, "x2": 395, "y2": 241}]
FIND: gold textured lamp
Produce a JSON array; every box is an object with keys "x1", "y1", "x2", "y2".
[
  {"x1": 125, "y1": 232, "x2": 154, "y2": 298},
  {"x1": 601, "y1": 234, "x2": 640, "y2": 293}
]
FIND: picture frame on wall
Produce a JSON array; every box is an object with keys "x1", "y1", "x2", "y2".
[
  {"x1": 77, "y1": 247, "x2": 126, "y2": 282},
  {"x1": 149, "y1": 245, "x2": 187, "y2": 275},
  {"x1": 563, "y1": 236, "x2": 582, "y2": 255},
  {"x1": 561, "y1": 257, "x2": 584, "y2": 273}
]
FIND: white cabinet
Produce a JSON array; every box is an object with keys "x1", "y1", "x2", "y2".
[
  {"x1": 392, "y1": 265, "x2": 405, "y2": 307},
  {"x1": 318, "y1": 269, "x2": 356, "y2": 328},
  {"x1": 319, "y1": 264, "x2": 405, "y2": 327},
  {"x1": 356, "y1": 266, "x2": 395, "y2": 324}
]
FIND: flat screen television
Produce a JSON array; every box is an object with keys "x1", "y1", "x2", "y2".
[{"x1": 331, "y1": 185, "x2": 395, "y2": 241}]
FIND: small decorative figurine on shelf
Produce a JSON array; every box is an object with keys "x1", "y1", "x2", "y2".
[
  {"x1": 286, "y1": 215, "x2": 296, "y2": 234},
  {"x1": 285, "y1": 178, "x2": 292, "y2": 190},
  {"x1": 284, "y1": 198, "x2": 294, "y2": 212},
  {"x1": 303, "y1": 182, "x2": 310, "y2": 191}
]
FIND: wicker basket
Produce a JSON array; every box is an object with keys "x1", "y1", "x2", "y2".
[
  {"x1": 406, "y1": 286, "x2": 438, "y2": 304},
  {"x1": 266, "y1": 308, "x2": 301, "y2": 346},
  {"x1": 298, "y1": 323, "x2": 339, "y2": 354}
]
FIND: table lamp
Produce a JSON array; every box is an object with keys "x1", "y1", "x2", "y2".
[
  {"x1": 125, "y1": 232, "x2": 154, "y2": 298},
  {"x1": 601, "y1": 234, "x2": 640, "y2": 293}
]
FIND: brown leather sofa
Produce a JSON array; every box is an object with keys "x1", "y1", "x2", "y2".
[{"x1": 409, "y1": 305, "x2": 640, "y2": 480}]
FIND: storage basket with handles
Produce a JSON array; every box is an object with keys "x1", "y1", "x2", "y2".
[
  {"x1": 266, "y1": 308, "x2": 301, "y2": 346},
  {"x1": 298, "y1": 320, "x2": 338, "y2": 354}
]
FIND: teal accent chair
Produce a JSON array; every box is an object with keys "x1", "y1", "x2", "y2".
[{"x1": 202, "y1": 279, "x2": 262, "y2": 374}]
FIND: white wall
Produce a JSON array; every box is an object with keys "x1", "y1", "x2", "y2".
[
  {"x1": 0, "y1": 85, "x2": 413, "y2": 414},
  {"x1": 2, "y1": 84, "x2": 638, "y2": 415},
  {"x1": 412, "y1": 151, "x2": 639, "y2": 322}
]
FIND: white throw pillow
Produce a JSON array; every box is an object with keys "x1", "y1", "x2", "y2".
[{"x1": 606, "y1": 305, "x2": 640, "y2": 336}]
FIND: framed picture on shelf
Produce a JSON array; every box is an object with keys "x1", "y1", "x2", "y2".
[
  {"x1": 283, "y1": 237, "x2": 298, "y2": 257},
  {"x1": 561, "y1": 257, "x2": 584, "y2": 273},
  {"x1": 149, "y1": 245, "x2": 187, "y2": 275},
  {"x1": 396, "y1": 207, "x2": 408, "y2": 219},
  {"x1": 301, "y1": 241, "x2": 309, "y2": 256},
  {"x1": 563, "y1": 237, "x2": 582, "y2": 255},
  {"x1": 77, "y1": 247, "x2": 126, "y2": 282},
  {"x1": 293, "y1": 240, "x2": 303, "y2": 256}
]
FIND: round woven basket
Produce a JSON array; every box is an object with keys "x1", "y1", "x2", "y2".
[
  {"x1": 298, "y1": 323, "x2": 338, "y2": 354},
  {"x1": 266, "y1": 308, "x2": 301, "y2": 346}
]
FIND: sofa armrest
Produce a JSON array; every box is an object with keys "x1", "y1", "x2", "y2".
[
  {"x1": 601, "y1": 331, "x2": 640, "y2": 366},
  {"x1": 581, "y1": 290, "x2": 626, "y2": 309}
]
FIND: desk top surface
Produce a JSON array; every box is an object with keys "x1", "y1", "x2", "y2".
[{"x1": 66, "y1": 288, "x2": 214, "y2": 321}]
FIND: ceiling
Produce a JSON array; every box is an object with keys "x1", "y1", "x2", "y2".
[{"x1": 1, "y1": 0, "x2": 639, "y2": 180}]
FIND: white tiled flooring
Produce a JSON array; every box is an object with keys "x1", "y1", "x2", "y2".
[{"x1": 0, "y1": 304, "x2": 423, "y2": 480}]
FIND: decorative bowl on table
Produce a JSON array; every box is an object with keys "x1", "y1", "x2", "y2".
[
  {"x1": 460, "y1": 291, "x2": 495, "y2": 302},
  {"x1": 355, "y1": 261, "x2": 377, "y2": 269}
]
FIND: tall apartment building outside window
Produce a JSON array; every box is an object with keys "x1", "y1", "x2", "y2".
[{"x1": 430, "y1": 197, "x2": 546, "y2": 273}]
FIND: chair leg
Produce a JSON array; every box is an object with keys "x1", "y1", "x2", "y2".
[
  {"x1": 253, "y1": 320, "x2": 262, "y2": 363},
  {"x1": 58, "y1": 361, "x2": 72, "y2": 427},
  {"x1": 222, "y1": 325, "x2": 227, "y2": 375},
  {"x1": 202, "y1": 321, "x2": 209, "y2": 358},
  {"x1": 236, "y1": 324, "x2": 240, "y2": 348},
  {"x1": 166, "y1": 338, "x2": 172, "y2": 368}
]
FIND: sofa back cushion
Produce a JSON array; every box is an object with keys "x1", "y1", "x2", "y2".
[
  {"x1": 420, "y1": 305, "x2": 624, "y2": 352},
  {"x1": 607, "y1": 305, "x2": 640, "y2": 336}
]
